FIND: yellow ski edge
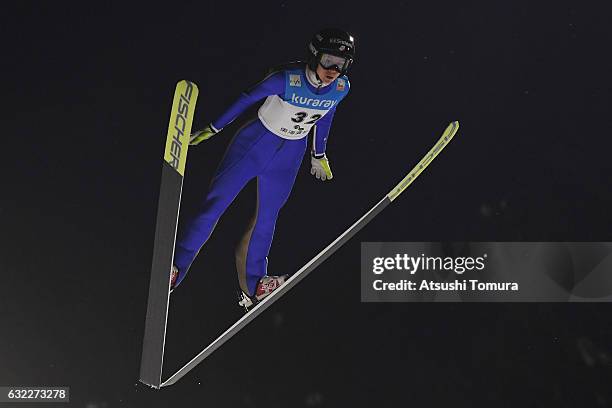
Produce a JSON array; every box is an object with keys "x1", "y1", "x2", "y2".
[
  {"x1": 386, "y1": 121, "x2": 459, "y2": 202},
  {"x1": 163, "y1": 80, "x2": 199, "y2": 176}
]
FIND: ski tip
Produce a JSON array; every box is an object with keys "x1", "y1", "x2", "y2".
[
  {"x1": 444, "y1": 121, "x2": 460, "y2": 139},
  {"x1": 386, "y1": 120, "x2": 460, "y2": 202},
  {"x1": 176, "y1": 79, "x2": 199, "y2": 92}
]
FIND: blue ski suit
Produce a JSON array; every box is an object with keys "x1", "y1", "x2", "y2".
[{"x1": 173, "y1": 64, "x2": 350, "y2": 295}]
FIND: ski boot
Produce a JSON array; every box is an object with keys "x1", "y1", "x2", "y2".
[{"x1": 238, "y1": 275, "x2": 289, "y2": 312}]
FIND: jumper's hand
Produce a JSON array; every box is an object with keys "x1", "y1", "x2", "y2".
[
  {"x1": 189, "y1": 124, "x2": 218, "y2": 145},
  {"x1": 310, "y1": 154, "x2": 333, "y2": 181}
]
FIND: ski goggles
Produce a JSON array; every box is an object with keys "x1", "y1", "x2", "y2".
[{"x1": 318, "y1": 53, "x2": 350, "y2": 72}]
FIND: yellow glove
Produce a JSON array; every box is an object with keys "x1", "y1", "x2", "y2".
[
  {"x1": 189, "y1": 124, "x2": 218, "y2": 146},
  {"x1": 310, "y1": 153, "x2": 333, "y2": 181}
]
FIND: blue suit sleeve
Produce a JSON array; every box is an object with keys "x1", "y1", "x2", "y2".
[
  {"x1": 211, "y1": 72, "x2": 285, "y2": 131},
  {"x1": 312, "y1": 77, "x2": 350, "y2": 156},
  {"x1": 312, "y1": 106, "x2": 336, "y2": 157}
]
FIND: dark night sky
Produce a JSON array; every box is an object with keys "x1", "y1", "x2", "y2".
[{"x1": 3, "y1": 1, "x2": 612, "y2": 407}]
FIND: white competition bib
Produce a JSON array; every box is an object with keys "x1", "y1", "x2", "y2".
[{"x1": 258, "y1": 69, "x2": 348, "y2": 140}]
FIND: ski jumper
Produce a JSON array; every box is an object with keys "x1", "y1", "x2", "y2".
[{"x1": 173, "y1": 65, "x2": 350, "y2": 295}]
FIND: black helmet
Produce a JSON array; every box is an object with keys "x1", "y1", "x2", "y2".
[{"x1": 307, "y1": 28, "x2": 356, "y2": 75}]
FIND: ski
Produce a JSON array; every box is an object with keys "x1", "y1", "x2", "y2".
[
  {"x1": 139, "y1": 80, "x2": 199, "y2": 389},
  {"x1": 160, "y1": 120, "x2": 460, "y2": 387}
]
